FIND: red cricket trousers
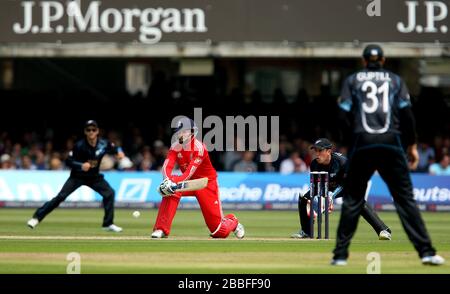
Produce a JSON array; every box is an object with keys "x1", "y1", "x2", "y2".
[{"x1": 153, "y1": 179, "x2": 238, "y2": 237}]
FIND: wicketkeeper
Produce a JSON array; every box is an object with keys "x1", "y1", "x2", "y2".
[
  {"x1": 151, "y1": 117, "x2": 245, "y2": 239},
  {"x1": 291, "y1": 138, "x2": 392, "y2": 240}
]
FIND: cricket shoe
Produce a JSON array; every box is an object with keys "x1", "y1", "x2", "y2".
[
  {"x1": 103, "y1": 224, "x2": 123, "y2": 233},
  {"x1": 27, "y1": 218, "x2": 39, "y2": 229},
  {"x1": 421, "y1": 255, "x2": 445, "y2": 266},
  {"x1": 291, "y1": 230, "x2": 310, "y2": 239},
  {"x1": 330, "y1": 259, "x2": 348, "y2": 266},
  {"x1": 151, "y1": 229, "x2": 168, "y2": 239},
  {"x1": 378, "y1": 230, "x2": 392, "y2": 241},
  {"x1": 234, "y1": 223, "x2": 245, "y2": 239}
]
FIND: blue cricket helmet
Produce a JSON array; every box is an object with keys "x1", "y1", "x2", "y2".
[{"x1": 174, "y1": 117, "x2": 198, "y2": 133}]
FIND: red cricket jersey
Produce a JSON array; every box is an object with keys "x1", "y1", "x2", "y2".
[{"x1": 162, "y1": 138, "x2": 217, "y2": 183}]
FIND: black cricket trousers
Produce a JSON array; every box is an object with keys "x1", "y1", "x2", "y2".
[
  {"x1": 33, "y1": 176, "x2": 116, "y2": 227},
  {"x1": 333, "y1": 146, "x2": 436, "y2": 259}
]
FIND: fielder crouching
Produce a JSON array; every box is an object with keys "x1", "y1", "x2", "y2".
[
  {"x1": 291, "y1": 138, "x2": 391, "y2": 240},
  {"x1": 151, "y1": 117, "x2": 245, "y2": 239}
]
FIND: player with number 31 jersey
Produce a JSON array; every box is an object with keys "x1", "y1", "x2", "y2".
[
  {"x1": 332, "y1": 44, "x2": 443, "y2": 266},
  {"x1": 339, "y1": 56, "x2": 411, "y2": 138}
]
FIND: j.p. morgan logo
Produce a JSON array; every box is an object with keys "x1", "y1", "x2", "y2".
[
  {"x1": 397, "y1": 1, "x2": 448, "y2": 34},
  {"x1": 367, "y1": 0, "x2": 448, "y2": 34},
  {"x1": 13, "y1": 1, "x2": 208, "y2": 44}
]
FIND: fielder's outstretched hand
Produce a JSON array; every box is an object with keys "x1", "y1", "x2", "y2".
[{"x1": 158, "y1": 178, "x2": 177, "y2": 197}]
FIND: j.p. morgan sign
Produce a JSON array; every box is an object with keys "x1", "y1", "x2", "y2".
[
  {"x1": 1, "y1": 0, "x2": 449, "y2": 44},
  {"x1": 11, "y1": 0, "x2": 208, "y2": 44}
]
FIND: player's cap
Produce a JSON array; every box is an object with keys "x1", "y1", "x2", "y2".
[
  {"x1": 174, "y1": 117, "x2": 197, "y2": 133},
  {"x1": 362, "y1": 44, "x2": 384, "y2": 62},
  {"x1": 84, "y1": 120, "x2": 98, "y2": 129},
  {"x1": 310, "y1": 138, "x2": 333, "y2": 150}
]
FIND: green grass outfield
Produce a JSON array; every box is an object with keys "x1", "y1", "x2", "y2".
[{"x1": 0, "y1": 208, "x2": 449, "y2": 274}]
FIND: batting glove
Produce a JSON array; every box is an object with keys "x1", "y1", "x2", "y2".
[{"x1": 158, "y1": 178, "x2": 177, "y2": 197}]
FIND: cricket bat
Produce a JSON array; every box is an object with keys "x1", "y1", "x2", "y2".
[{"x1": 174, "y1": 177, "x2": 208, "y2": 192}]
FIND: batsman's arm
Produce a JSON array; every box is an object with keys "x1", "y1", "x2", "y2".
[
  {"x1": 162, "y1": 149, "x2": 177, "y2": 180},
  {"x1": 171, "y1": 154, "x2": 204, "y2": 183},
  {"x1": 158, "y1": 178, "x2": 177, "y2": 196}
]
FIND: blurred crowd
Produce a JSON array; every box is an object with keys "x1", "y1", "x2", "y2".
[
  {"x1": 1, "y1": 129, "x2": 449, "y2": 175},
  {"x1": 2, "y1": 61, "x2": 449, "y2": 176},
  {"x1": 2, "y1": 58, "x2": 449, "y2": 175}
]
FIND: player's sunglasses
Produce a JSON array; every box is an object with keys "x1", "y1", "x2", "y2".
[{"x1": 85, "y1": 128, "x2": 98, "y2": 132}]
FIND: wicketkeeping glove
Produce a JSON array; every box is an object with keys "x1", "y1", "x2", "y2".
[
  {"x1": 158, "y1": 178, "x2": 177, "y2": 197},
  {"x1": 327, "y1": 195, "x2": 334, "y2": 213},
  {"x1": 310, "y1": 195, "x2": 334, "y2": 216}
]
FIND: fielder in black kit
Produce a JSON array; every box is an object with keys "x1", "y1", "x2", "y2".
[
  {"x1": 27, "y1": 120, "x2": 125, "y2": 232},
  {"x1": 291, "y1": 138, "x2": 391, "y2": 240},
  {"x1": 331, "y1": 45, "x2": 444, "y2": 266}
]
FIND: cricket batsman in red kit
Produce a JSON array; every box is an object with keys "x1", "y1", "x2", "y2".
[{"x1": 151, "y1": 117, "x2": 245, "y2": 239}]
